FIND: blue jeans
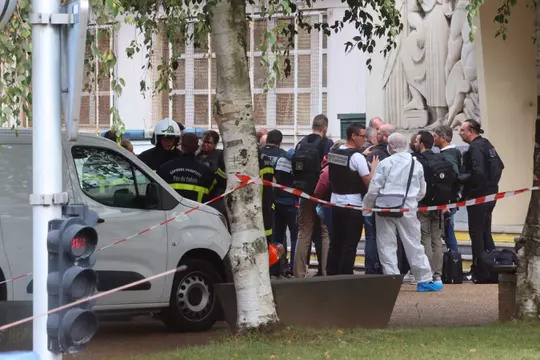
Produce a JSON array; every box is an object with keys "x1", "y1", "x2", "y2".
[
  {"x1": 443, "y1": 209, "x2": 459, "y2": 252},
  {"x1": 364, "y1": 214, "x2": 382, "y2": 274},
  {"x1": 274, "y1": 202, "x2": 298, "y2": 273}
]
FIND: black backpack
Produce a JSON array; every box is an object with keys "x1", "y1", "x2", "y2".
[
  {"x1": 291, "y1": 136, "x2": 327, "y2": 195},
  {"x1": 485, "y1": 142, "x2": 504, "y2": 184},
  {"x1": 419, "y1": 152, "x2": 458, "y2": 206}
]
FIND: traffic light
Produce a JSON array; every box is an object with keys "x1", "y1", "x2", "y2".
[{"x1": 47, "y1": 204, "x2": 100, "y2": 354}]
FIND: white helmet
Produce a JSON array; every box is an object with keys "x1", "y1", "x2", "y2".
[{"x1": 152, "y1": 118, "x2": 181, "y2": 145}]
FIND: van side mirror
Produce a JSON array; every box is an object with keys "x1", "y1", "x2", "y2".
[{"x1": 145, "y1": 183, "x2": 160, "y2": 209}]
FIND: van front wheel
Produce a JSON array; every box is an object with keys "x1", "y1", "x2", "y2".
[{"x1": 162, "y1": 258, "x2": 222, "y2": 332}]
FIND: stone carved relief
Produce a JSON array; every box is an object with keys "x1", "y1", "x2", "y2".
[
  {"x1": 382, "y1": 0, "x2": 480, "y2": 130},
  {"x1": 381, "y1": 0, "x2": 408, "y2": 128}
]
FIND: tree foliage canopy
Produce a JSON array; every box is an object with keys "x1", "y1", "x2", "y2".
[{"x1": 0, "y1": 0, "x2": 527, "y2": 130}]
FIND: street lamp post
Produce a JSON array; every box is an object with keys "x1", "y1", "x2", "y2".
[{"x1": 29, "y1": 0, "x2": 64, "y2": 357}]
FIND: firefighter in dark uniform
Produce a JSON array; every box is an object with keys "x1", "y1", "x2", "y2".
[
  {"x1": 158, "y1": 133, "x2": 217, "y2": 203},
  {"x1": 260, "y1": 130, "x2": 289, "y2": 277},
  {"x1": 196, "y1": 130, "x2": 228, "y2": 221},
  {"x1": 197, "y1": 130, "x2": 227, "y2": 193},
  {"x1": 138, "y1": 118, "x2": 182, "y2": 172},
  {"x1": 259, "y1": 148, "x2": 275, "y2": 246}
]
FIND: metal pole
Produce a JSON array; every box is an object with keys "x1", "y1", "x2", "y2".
[
  {"x1": 207, "y1": 32, "x2": 212, "y2": 130},
  {"x1": 293, "y1": 19, "x2": 298, "y2": 145},
  {"x1": 318, "y1": 13, "x2": 323, "y2": 115},
  {"x1": 31, "y1": 0, "x2": 63, "y2": 358}
]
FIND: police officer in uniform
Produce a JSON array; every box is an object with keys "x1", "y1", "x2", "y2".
[
  {"x1": 158, "y1": 133, "x2": 217, "y2": 203},
  {"x1": 327, "y1": 123, "x2": 373, "y2": 275},
  {"x1": 139, "y1": 118, "x2": 182, "y2": 172}
]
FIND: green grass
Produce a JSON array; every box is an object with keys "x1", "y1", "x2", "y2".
[{"x1": 116, "y1": 322, "x2": 540, "y2": 360}]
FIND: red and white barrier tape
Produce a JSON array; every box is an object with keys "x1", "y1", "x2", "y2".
[
  {"x1": 0, "y1": 176, "x2": 258, "y2": 287},
  {"x1": 2, "y1": 172, "x2": 537, "y2": 332},
  {"x1": 230, "y1": 174, "x2": 539, "y2": 214},
  {"x1": 0, "y1": 266, "x2": 187, "y2": 332},
  {"x1": 0, "y1": 173, "x2": 537, "y2": 286}
]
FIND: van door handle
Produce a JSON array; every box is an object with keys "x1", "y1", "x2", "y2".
[{"x1": 97, "y1": 218, "x2": 105, "y2": 224}]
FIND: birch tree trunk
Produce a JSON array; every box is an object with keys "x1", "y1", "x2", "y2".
[
  {"x1": 516, "y1": 142, "x2": 540, "y2": 318},
  {"x1": 210, "y1": 0, "x2": 279, "y2": 331}
]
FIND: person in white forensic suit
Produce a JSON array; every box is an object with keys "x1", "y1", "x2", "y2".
[{"x1": 363, "y1": 132, "x2": 443, "y2": 292}]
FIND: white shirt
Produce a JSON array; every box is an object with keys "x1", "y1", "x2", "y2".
[
  {"x1": 330, "y1": 145, "x2": 370, "y2": 206},
  {"x1": 363, "y1": 152, "x2": 426, "y2": 217},
  {"x1": 441, "y1": 144, "x2": 456, "y2": 151}
]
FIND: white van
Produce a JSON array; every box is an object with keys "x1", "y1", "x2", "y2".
[{"x1": 0, "y1": 129, "x2": 233, "y2": 332}]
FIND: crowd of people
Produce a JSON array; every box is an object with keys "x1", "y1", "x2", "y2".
[{"x1": 104, "y1": 113, "x2": 505, "y2": 293}]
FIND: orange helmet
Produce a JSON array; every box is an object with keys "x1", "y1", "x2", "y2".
[{"x1": 268, "y1": 243, "x2": 284, "y2": 266}]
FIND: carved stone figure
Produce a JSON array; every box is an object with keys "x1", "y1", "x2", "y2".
[
  {"x1": 444, "y1": 0, "x2": 480, "y2": 128},
  {"x1": 401, "y1": 0, "x2": 454, "y2": 127},
  {"x1": 381, "y1": 1, "x2": 409, "y2": 127},
  {"x1": 378, "y1": 0, "x2": 481, "y2": 131}
]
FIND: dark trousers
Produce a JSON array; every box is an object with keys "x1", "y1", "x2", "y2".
[
  {"x1": 468, "y1": 201, "x2": 496, "y2": 268},
  {"x1": 273, "y1": 203, "x2": 298, "y2": 273},
  {"x1": 327, "y1": 206, "x2": 363, "y2": 275},
  {"x1": 364, "y1": 215, "x2": 382, "y2": 274},
  {"x1": 308, "y1": 213, "x2": 325, "y2": 275}
]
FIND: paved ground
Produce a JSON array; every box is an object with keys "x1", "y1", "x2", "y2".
[
  {"x1": 389, "y1": 283, "x2": 498, "y2": 327},
  {"x1": 64, "y1": 283, "x2": 498, "y2": 359}
]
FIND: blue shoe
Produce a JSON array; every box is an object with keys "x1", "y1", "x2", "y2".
[{"x1": 417, "y1": 281, "x2": 443, "y2": 292}]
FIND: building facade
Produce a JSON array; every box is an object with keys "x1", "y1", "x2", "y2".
[
  {"x1": 63, "y1": 0, "x2": 370, "y2": 147},
  {"x1": 366, "y1": 0, "x2": 539, "y2": 235}
]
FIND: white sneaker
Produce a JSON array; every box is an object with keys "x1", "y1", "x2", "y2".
[{"x1": 403, "y1": 271, "x2": 417, "y2": 285}]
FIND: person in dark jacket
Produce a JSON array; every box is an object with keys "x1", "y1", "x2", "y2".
[
  {"x1": 433, "y1": 125, "x2": 461, "y2": 252},
  {"x1": 459, "y1": 119, "x2": 504, "y2": 283},
  {"x1": 365, "y1": 124, "x2": 396, "y2": 162},
  {"x1": 414, "y1": 131, "x2": 444, "y2": 283},
  {"x1": 158, "y1": 133, "x2": 217, "y2": 203},
  {"x1": 292, "y1": 114, "x2": 334, "y2": 278},
  {"x1": 363, "y1": 123, "x2": 397, "y2": 274},
  {"x1": 360, "y1": 126, "x2": 377, "y2": 153},
  {"x1": 261, "y1": 130, "x2": 290, "y2": 277},
  {"x1": 139, "y1": 118, "x2": 182, "y2": 172}
]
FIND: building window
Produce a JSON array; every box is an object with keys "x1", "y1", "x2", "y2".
[
  {"x1": 151, "y1": 12, "x2": 328, "y2": 135},
  {"x1": 80, "y1": 27, "x2": 116, "y2": 132}
]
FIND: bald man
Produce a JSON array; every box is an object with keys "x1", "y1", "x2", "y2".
[{"x1": 368, "y1": 117, "x2": 384, "y2": 131}]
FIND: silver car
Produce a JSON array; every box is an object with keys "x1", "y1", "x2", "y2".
[{"x1": 0, "y1": 129, "x2": 232, "y2": 332}]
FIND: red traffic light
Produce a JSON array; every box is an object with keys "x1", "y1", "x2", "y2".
[{"x1": 63, "y1": 221, "x2": 97, "y2": 260}]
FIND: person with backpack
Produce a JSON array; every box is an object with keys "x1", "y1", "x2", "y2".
[
  {"x1": 363, "y1": 132, "x2": 442, "y2": 292},
  {"x1": 414, "y1": 131, "x2": 459, "y2": 284},
  {"x1": 433, "y1": 125, "x2": 462, "y2": 252},
  {"x1": 459, "y1": 119, "x2": 505, "y2": 283},
  {"x1": 291, "y1": 114, "x2": 334, "y2": 278}
]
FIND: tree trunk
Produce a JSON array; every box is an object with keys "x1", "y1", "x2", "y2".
[
  {"x1": 516, "y1": 141, "x2": 540, "y2": 319},
  {"x1": 210, "y1": 0, "x2": 279, "y2": 330}
]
